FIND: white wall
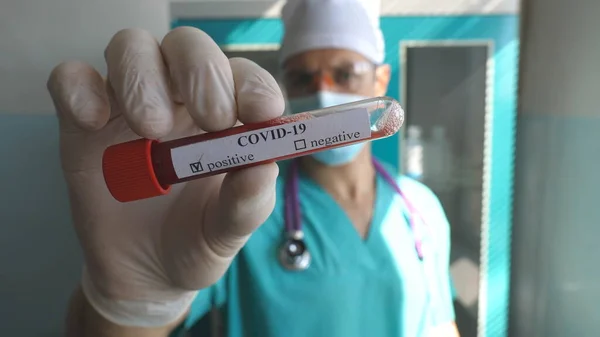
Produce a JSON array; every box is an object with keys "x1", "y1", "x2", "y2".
[
  {"x1": 171, "y1": 0, "x2": 520, "y2": 19},
  {"x1": 510, "y1": 0, "x2": 600, "y2": 336},
  {"x1": 0, "y1": 1, "x2": 169, "y2": 336},
  {"x1": 0, "y1": 0, "x2": 170, "y2": 114}
]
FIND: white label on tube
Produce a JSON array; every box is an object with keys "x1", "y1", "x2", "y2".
[{"x1": 170, "y1": 108, "x2": 371, "y2": 179}]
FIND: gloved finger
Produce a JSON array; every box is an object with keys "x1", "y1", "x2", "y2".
[
  {"x1": 229, "y1": 57, "x2": 285, "y2": 124},
  {"x1": 204, "y1": 163, "x2": 279, "y2": 258},
  {"x1": 160, "y1": 27, "x2": 237, "y2": 132},
  {"x1": 47, "y1": 61, "x2": 110, "y2": 133},
  {"x1": 104, "y1": 28, "x2": 175, "y2": 139}
]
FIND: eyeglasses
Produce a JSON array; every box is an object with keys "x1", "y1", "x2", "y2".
[{"x1": 282, "y1": 61, "x2": 377, "y2": 95}]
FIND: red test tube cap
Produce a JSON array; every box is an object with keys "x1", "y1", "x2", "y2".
[{"x1": 102, "y1": 138, "x2": 171, "y2": 202}]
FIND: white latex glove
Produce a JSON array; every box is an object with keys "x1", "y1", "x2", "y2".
[{"x1": 47, "y1": 27, "x2": 285, "y2": 327}]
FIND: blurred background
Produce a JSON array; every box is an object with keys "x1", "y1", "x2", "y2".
[{"x1": 1, "y1": 0, "x2": 599, "y2": 336}]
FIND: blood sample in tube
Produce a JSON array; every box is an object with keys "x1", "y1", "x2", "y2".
[{"x1": 102, "y1": 96, "x2": 405, "y2": 202}]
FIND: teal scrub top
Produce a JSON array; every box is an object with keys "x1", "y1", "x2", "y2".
[{"x1": 173, "y1": 161, "x2": 455, "y2": 337}]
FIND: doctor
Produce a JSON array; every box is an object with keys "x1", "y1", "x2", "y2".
[{"x1": 49, "y1": 0, "x2": 459, "y2": 336}]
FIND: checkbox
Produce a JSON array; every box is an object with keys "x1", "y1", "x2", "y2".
[
  {"x1": 294, "y1": 139, "x2": 307, "y2": 151},
  {"x1": 189, "y1": 162, "x2": 204, "y2": 173}
]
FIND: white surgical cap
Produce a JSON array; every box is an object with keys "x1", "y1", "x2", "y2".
[{"x1": 279, "y1": 0, "x2": 385, "y2": 65}]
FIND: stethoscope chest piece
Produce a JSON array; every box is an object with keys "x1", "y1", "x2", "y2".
[{"x1": 278, "y1": 230, "x2": 311, "y2": 271}]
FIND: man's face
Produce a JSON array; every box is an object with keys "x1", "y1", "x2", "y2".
[{"x1": 281, "y1": 48, "x2": 391, "y2": 99}]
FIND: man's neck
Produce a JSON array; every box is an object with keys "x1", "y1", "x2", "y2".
[{"x1": 299, "y1": 147, "x2": 376, "y2": 201}]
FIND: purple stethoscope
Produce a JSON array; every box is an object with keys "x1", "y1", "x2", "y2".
[{"x1": 278, "y1": 158, "x2": 427, "y2": 271}]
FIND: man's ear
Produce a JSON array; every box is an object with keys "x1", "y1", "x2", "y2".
[{"x1": 374, "y1": 64, "x2": 391, "y2": 96}]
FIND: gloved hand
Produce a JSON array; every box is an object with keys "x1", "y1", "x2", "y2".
[{"x1": 47, "y1": 27, "x2": 285, "y2": 328}]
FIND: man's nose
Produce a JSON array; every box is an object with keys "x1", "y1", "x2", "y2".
[{"x1": 312, "y1": 72, "x2": 335, "y2": 91}]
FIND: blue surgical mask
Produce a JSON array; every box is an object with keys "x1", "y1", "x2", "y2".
[{"x1": 288, "y1": 91, "x2": 370, "y2": 166}]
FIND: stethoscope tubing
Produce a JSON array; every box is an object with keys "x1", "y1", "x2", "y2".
[{"x1": 283, "y1": 158, "x2": 425, "y2": 266}]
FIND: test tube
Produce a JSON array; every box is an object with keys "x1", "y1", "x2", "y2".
[{"x1": 103, "y1": 96, "x2": 404, "y2": 202}]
